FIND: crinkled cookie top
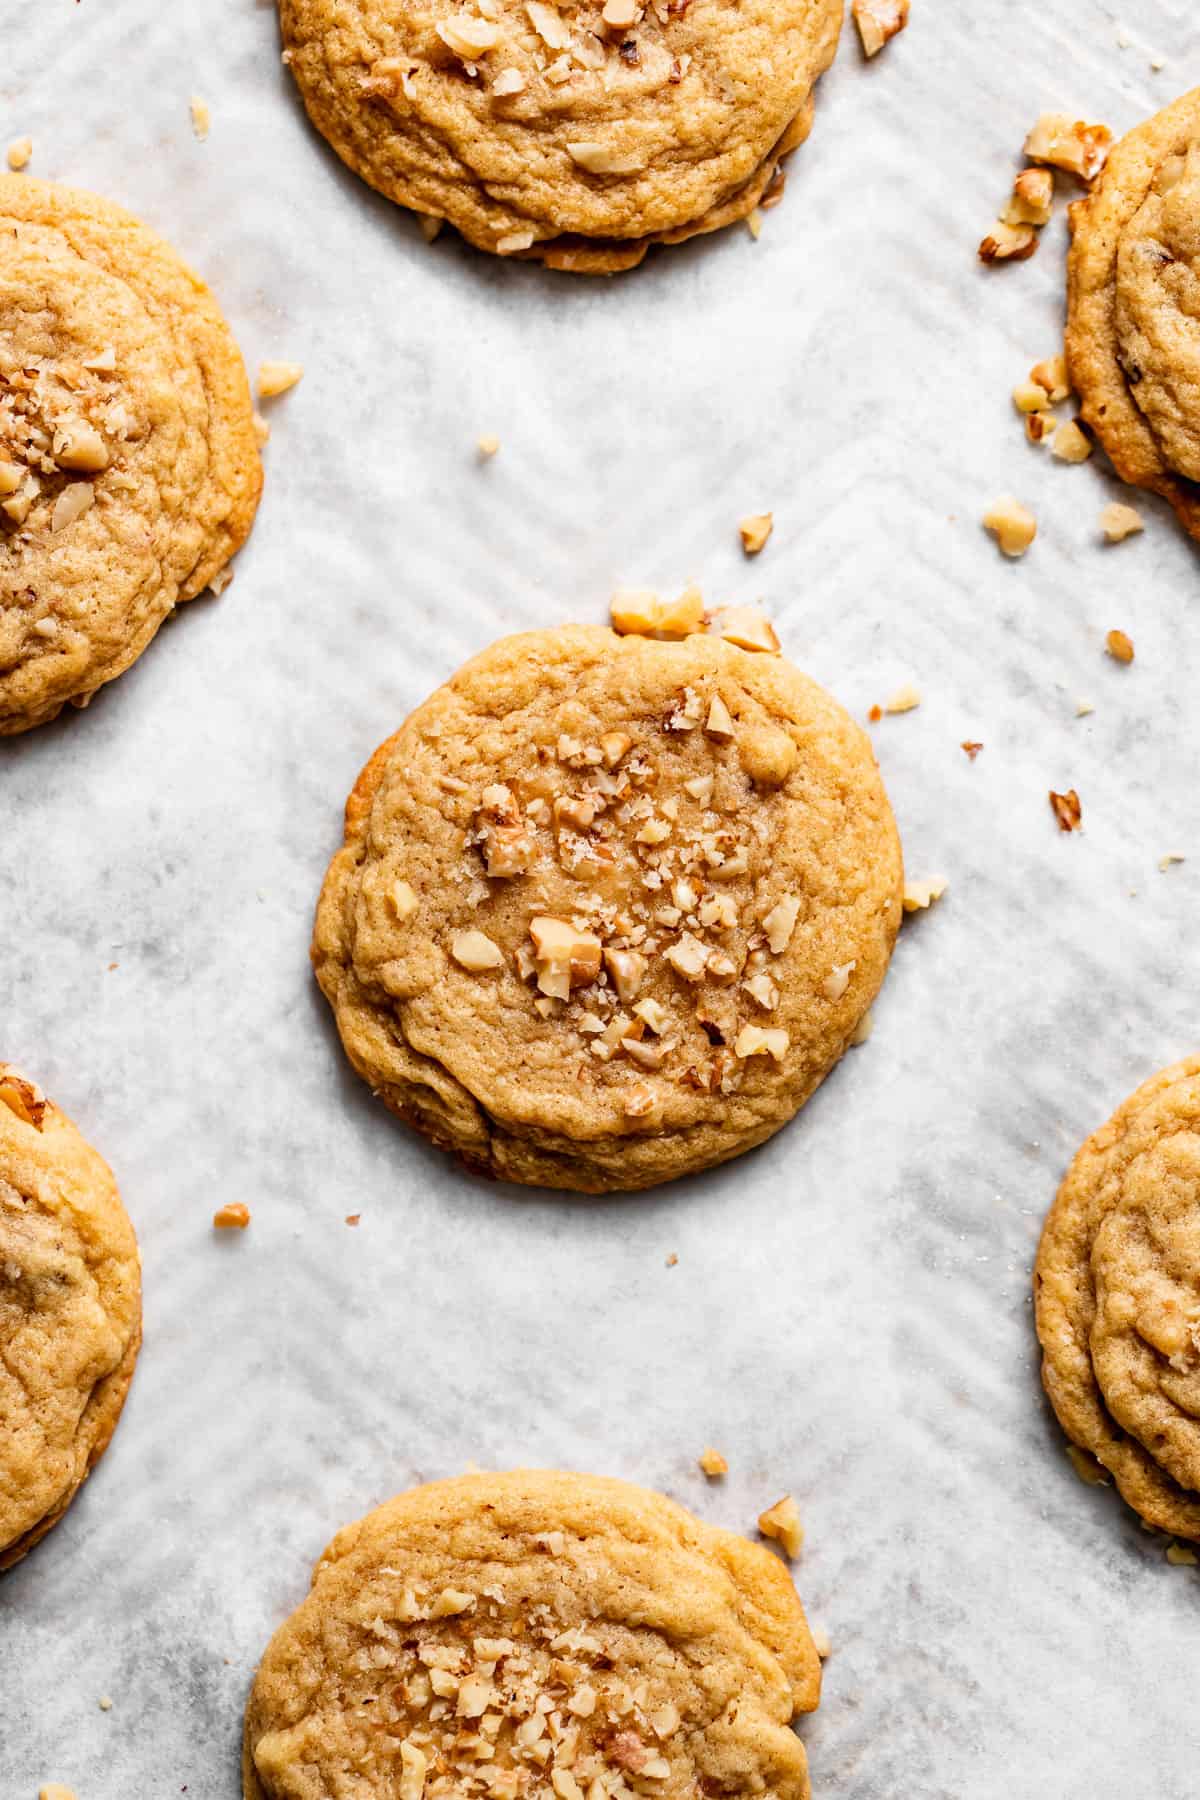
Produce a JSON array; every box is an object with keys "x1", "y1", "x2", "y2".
[
  {"x1": 244, "y1": 1469, "x2": 820, "y2": 1800},
  {"x1": 0, "y1": 177, "x2": 262, "y2": 733}
]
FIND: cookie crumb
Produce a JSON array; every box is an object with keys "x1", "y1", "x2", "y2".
[
  {"x1": 738, "y1": 512, "x2": 773, "y2": 555},
  {"x1": 213, "y1": 1203, "x2": 251, "y2": 1230},
  {"x1": 1075, "y1": 699, "x2": 1095, "y2": 718},
  {"x1": 7, "y1": 136, "x2": 33, "y2": 172},
  {"x1": 852, "y1": 0, "x2": 908, "y2": 57},
  {"x1": 698, "y1": 1448, "x2": 728, "y2": 1478},
  {"x1": 961, "y1": 740, "x2": 983, "y2": 759},
  {"x1": 1159, "y1": 853, "x2": 1185, "y2": 872},
  {"x1": 1065, "y1": 1443, "x2": 1109, "y2": 1487},
  {"x1": 983, "y1": 497, "x2": 1037, "y2": 557},
  {"x1": 1105, "y1": 629, "x2": 1135, "y2": 664},
  {"x1": 902, "y1": 877, "x2": 946, "y2": 912},
  {"x1": 477, "y1": 434, "x2": 500, "y2": 458},
  {"x1": 190, "y1": 96, "x2": 211, "y2": 141},
  {"x1": 39, "y1": 1787, "x2": 78, "y2": 1800},
  {"x1": 257, "y1": 361, "x2": 304, "y2": 400},
  {"x1": 883, "y1": 682, "x2": 921, "y2": 714},
  {"x1": 1166, "y1": 1542, "x2": 1198, "y2": 1566},
  {"x1": 1049, "y1": 788, "x2": 1082, "y2": 833},
  {"x1": 757, "y1": 1494, "x2": 803, "y2": 1559},
  {"x1": 1100, "y1": 502, "x2": 1144, "y2": 543}
]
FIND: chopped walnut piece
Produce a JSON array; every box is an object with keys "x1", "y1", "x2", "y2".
[
  {"x1": 1024, "y1": 114, "x2": 1113, "y2": 182},
  {"x1": 701, "y1": 692, "x2": 736, "y2": 742},
  {"x1": 699, "y1": 894, "x2": 736, "y2": 931},
  {"x1": 1025, "y1": 410, "x2": 1053, "y2": 445},
  {"x1": 1031, "y1": 354, "x2": 1071, "y2": 402},
  {"x1": 1013, "y1": 377, "x2": 1051, "y2": 415},
  {"x1": 884, "y1": 682, "x2": 921, "y2": 714},
  {"x1": 983, "y1": 496, "x2": 1036, "y2": 557},
  {"x1": 633, "y1": 997, "x2": 671, "y2": 1035},
  {"x1": 623, "y1": 1085, "x2": 657, "y2": 1118},
  {"x1": 601, "y1": 0, "x2": 638, "y2": 25},
  {"x1": 477, "y1": 433, "x2": 500, "y2": 458},
  {"x1": 811, "y1": 1624, "x2": 832, "y2": 1659},
  {"x1": 399, "y1": 1740, "x2": 429, "y2": 1800},
  {"x1": 567, "y1": 141, "x2": 646, "y2": 176},
  {"x1": 665, "y1": 933, "x2": 708, "y2": 981},
  {"x1": 213, "y1": 1203, "x2": 251, "y2": 1230},
  {"x1": 51, "y1": 484, "x2": 95, "y2": 532},
  {"x1": 742, "y1": 971, "x2": 778, "y2": 1011},
  {"x1": 698, "y1": 1447, "x2": 728, "y2": 1477},
  {"x1": 738, "y1": 512, "x2": 773, "y2": 555},
  {"x1": 1065, "y1": 1444, "x2": 1110, "y2": 1487},
  {"x1": 762, "y1": 894, "x2": 800, "y2": 953},
  {"x1": 0, "y1": 1068, "x2": 47, "y2": 1130},
  {"x1": 39, "y1": 1789, "x2": 78, "y2": 1800},
  {"x1": 852, "y1": 0, "x2": 908, "y2": 56},
  {"x1": 526, "y1": 0, "x2": 571, "y2": 46},
  {"x1": 600, "y1": 730, "x2": 633, "y2": 768},
  {"x1": 451, "y1": 929, "x2": 505, "y2": 972},
  {"x1": 258, "y1": 360, "x2": 304, "y2": 399},
  {"x1": 1049, "y1": 788, "x2": 1082, "y2": 832},
  {"x1": 757, "y1": 1493, "x2": 803, "y2": 1557},
  {"x1": 55, "y1": 419, "x2": 109, "y2": 472},
  {"x1": 850, "y1": 1008, "x2": 873, "y2": 1046},
  {"x1": 492, "y1": 66, "x2": 525, "y2": 96},
  {"x1": 437, "y1": 13, "x2": 502, "y2": 56},
  {"x1": 961, "y1": 740, "x2": 983, "y2": 759},
  {"x1": 710, "y1": 604, "x2": 781, "y2": 654},
  {"x1": 1100, "y1": 502, "x2": 1144, "y2": 543},
  {"x1": 389, "y1": 880, "x2": 419, "y2": 921},
  {"x1": 474, "y1": 785, "x2": 535, "y2": 877},
  {"x1": 734, "y1": 1025, "x2": 789, "y2": 1062},
  {"x1": 1106, "y1": 628, "x2": 1135, "y2": 664},
  {"x1": 190, "y1": 95, "x2": 211, "y2": 140},
  {"x1": 822, "y1": 960, "x2": 855, "y2": 1000},
  {"x1": 1051, "y1": 419, "x2": 1093, "y2": 463},
  {"x1": 979, "y1": 221, "x2": 1037, "y2": 264},
  {"x1": 604, "y1": 947, "x2": 647, "y2": 1004},
  {"x1": 610, "y1": 586, "x2": 704, "y2": 638},
  {"x1": 0, "y1": 460, "x2": 23, "y2": 496},
  {"x1": 530, "y1": 917, "x2": 602, "y2": 999},
  {"x1": 1166, "y1": 1542, "x2": 1199, "y2": 1567},
  {"x1": 7, "y1": 136, "x2": 32, "y2": 172},
  {"x1": 252, "y1": 410, "x2": 271, "y2": 448},
  {"x1": 1002, "y1": 166, "x2": 1054, "y2": 227},
  {"x1": 902, "y1": 877, "x2": 946, "y2": 912}
]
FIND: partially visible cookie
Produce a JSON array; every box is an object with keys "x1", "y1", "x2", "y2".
[
  {"x1": 278, "y1": 0, "x2": 843, "y2": 272},
  {"x1": 313, "y1": 624, "x2": 903, "y2": 1193},
  {"x1": 0, "y1": 177, "x2": 262, "y2": 734},
  {"x1": 0, "y1": 1066, "x2": 141, "y2": 1570},
  {"x1": 1035, "y1": 1058, "x2": 1200, "y2": 1541},
  {"x1": 243, "y1": 1469, "x2": 822, "y2": 1800},
  {"x1": 1066, "y1": 89, "x2": 1200, "y2": 540}
]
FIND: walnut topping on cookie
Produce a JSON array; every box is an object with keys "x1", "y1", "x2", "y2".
[
  {"x1": 243, "y1": 1471, "x2": 824, "y2": 1800},
  {"x1": 313, "y1": 625, "x2": 903, "y2": 1193}
]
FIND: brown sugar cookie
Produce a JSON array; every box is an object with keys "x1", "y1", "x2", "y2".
[
  {"x1": 0, "y1": 1066, "x2": 141, "y2": 1570},
  {"x1": 243, "y1": 1469, "x2": 822, "y2": 1800},
  {"x1": 1035, "y1": 1057, "x2": 1200, "y2": 1541},
  {"x1": 278, "y1": 0, "x2": 843, "y2": 272},
  {"x1": 313, "y1": 624, "x2": 903, "y2": 1193},
  {"x1": 0, "y1": 177, "x2": 262, "y2": 734},
  {"x1": 1066, "y1": 89, "x2": 1200, "y2": 541}
]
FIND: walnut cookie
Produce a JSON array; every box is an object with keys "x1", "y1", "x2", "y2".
[
  {"x1": 1035, "y1": 1057, "x2": 1200, "y2": 1542},
  {"x1": 313, "y1": 624, "x2": 903, "y2": 1193},
  {"x1": 0, "y1": 177, "x2": 262, "y2": 735},
  {"x1": 277, "y1": 0, "x2": 843, "y2": 273},
  {"x1": 243, "y1": 1469, "x2": 822, "y2": 1800},
  {"x1": 0, "y1": 1066, "x2": 141, "y2": 1570},
  {"x1": 1067, "y1": 88, "x2": 1200, "y2": 542}
]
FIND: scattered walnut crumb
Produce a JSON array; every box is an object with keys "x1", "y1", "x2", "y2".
[
  {"x1": 1065, "y1": 1444, "x2": 1110, "y2": 1487},
  {"x1": 496, "y1": 229, "x2": 534, "y2": 254},
  {"x1": 746, "y1": 208, "x2": 764, "y2": 241},
  {"x1": 738, "y1": 512, "x2": 773, "y2": 555},
  {"x1": 883, "y1": 682, "x2": 921, "y2": 714},
  {"x1": 698, "y1": 1448, "x2": 728, "y2": 1478},
  {"x1": 98, "y1": 1696, "x2": 113, "y2": 1712},
  {"x1": 1159, "y1": 853, "x2": 1186, "y2": 872},
  {"x1": 1049, "y1": 788, "x2": 1082, "y2": 833},
  {"x1": 1100, "y1": 501, "x2": 1144, "y2": 543},
  {"x1": 1003, "y1": 166, "x2": 1054, "y2": 228},
  {"x1": 811, "y1": 1624, "x2": 832, "y2": 1660},
  {"x1": 1013, "y1": 378, "x2": 1051, "y2": 415},
  {"x1": 477, "y1": 434, "x2": 500, "y2": 458},
  {"x1": 733, "y1": 1024, "x2": 789, "y2": 1062},
  {"x1": 902, "y1": 877, "x2": 946, "y2": 912},
  {"x1": 257, "y1": 360, "x2": 304, "y2": 400},
  {"x1": 1031, "y1": 354, "x2": 1070, "y2": 403},
  {"x1": 758, "y1": 1494, "x2": 803, "y2": 1559},
  {"x1": 852, "y1": 0, "x2": 908, "y2": 57},
  {"x1": 610, "y1": 586, "x2": 704, "y2": 638},
  {"x1": 345, "y1": 1213, "x2": 361, "y2": 1226},
  {"x1": 983, "y1": 496, "x2": 1036, "y2": 557},
  {"x1": 1051, "y1": 419, "x2": 1093, "y2": 463},
  {"x1": 0, "y1": 1067, "x2": 47, "y2": 1130},
  {"x1": 1166, "y1": 1542, "x2": 1198, "y2": 1567},
  {"x1": 39, "y1": 1787, "x2": 78, "y2": 1800},
  {"x1": 7, "y1": 136, "x2": 33, "y2": 172},
  {"x1": 1075, "y1": 698, "x2": 1095, "y2": 718},
  {"x1": 710, "y1": 604, "x2": 780, "y2": 654},
  {"x1": 849, "y1": 1008, "x2": 873, "y2": 1046},
  {"x1": 252, "y1": 411, "x2": 271, "y2": 448},
  {"x1": 961, "y1": 740, "x2": 983, "y2": 759},
  {"x1": 665, "y1": 1252, "x2": 678, "y2": 1267},
  {"x1": 1105, "y1": 628, "x2": 1134, "y2": 664},
  {"x1": 979, "y1": 220, "x2": 1037, "y2": 264},
  {"x1": 1024, "y1": 114, "x2": 1113, "y2": 182},
  {"x1": 213, "y1": 1203, "x2": 251, "y2": 1230},
  {"x1": 190, "y1": 96, "x2": 211, "y2": 140}
]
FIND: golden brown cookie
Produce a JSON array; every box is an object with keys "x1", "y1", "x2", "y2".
[
  {"x1": 1035, "y1": 1057, "x2": 1200, "y2": 1541},
  {"x1": 0, "y1": 177, "x2": 262, "y2": 734},
  {"x1": 0, "y1": 1066, "x2": 141, "y2": 1570},
  {"x1": 1066, "y1": 88, "x2": 1200, "y2": 540},
  {"x1": 278, "y1": 0, "x2": 843, "y2": 272},
  {"x1": 243, "y1": 1469, "x2": 822, "y2": 1800},
  {"x1": 313, "y1": 624, "x2": 903, "y2": 1193}
]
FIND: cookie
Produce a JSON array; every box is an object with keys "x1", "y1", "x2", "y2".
[
  {"x1": 278, "y1": 0, "x2": 842, "y2": 272},
  {"x1": 0, "y1": 177, "x2": 262, "y2": 734},
  {"x1": 0, "y1": 1066, "x2": 141, "y2": 1570},
  {"x1": 243, "y1": 1468, "x2": 822, "y2": 1800},
  {"x1": 1035, "y1": 1058, "x2": 1200, "y2": 1541},
  {"x1": 313, "y1": 624, "x2": 902, "y2": 1193},
  {"x1": 1066, "y1": 89, "x2": 1200, "y2": 540}
]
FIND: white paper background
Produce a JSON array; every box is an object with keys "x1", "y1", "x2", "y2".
[{"x1": 4, "y1": 0, "x2": 1200, "y2": 1794}]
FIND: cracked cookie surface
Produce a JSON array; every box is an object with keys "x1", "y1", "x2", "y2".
[
  {"x1": 243, "y1": 1468, "x2": 822, "y2": 1800},
  {"x1": 0, "y1": 177, "x2": 262, "y2": 734},
  {"x1": 312, "y1": 624, "x2": 903, "y2": 1193},
  {"x1": 278, "y1": 0, "x2": 842, "y2": 272},
  {"x1": 1035, "y1": 1057, "x2": 1200, "y2": 1540},
  {"x1": 1066, "y1": 88, "x2": 1200, "y2": 540},
  {"x1": 0, "y1": 1066, "x2": 140, "y2": 1570}
]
